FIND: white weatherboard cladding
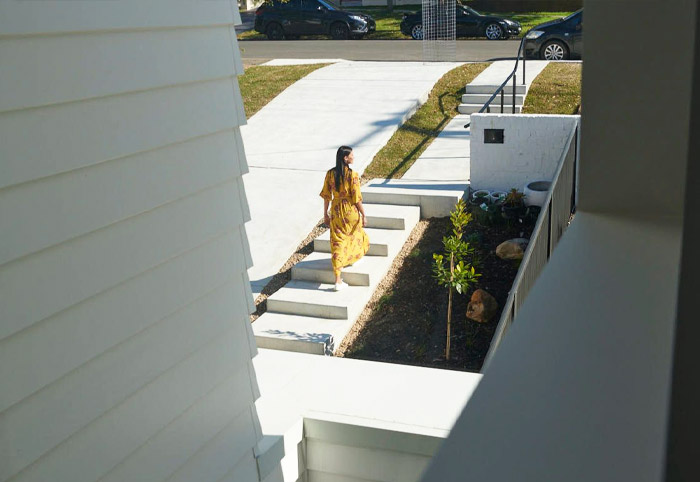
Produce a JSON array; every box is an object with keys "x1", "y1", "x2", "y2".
[
  {"x1": 0, "y1": 2, "x2": 265, "y2": 482},
  {"x1": 470, "y1": 114, "x2": 580, "y2": 192}
]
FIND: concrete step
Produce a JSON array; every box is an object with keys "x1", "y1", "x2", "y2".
[
  {"x1": 314, "y1": 227, "x2": 408, "y2": 257},
  {"x1": 253, "y1": 312, "x2": 354, "y2": 355},
  {"x1": 266, "y1": 279, "x2": 370, "y2": 320},
  {"x1": 362, "y1": 203, "x2": 420, "y2": 231},
  {"x1": 292, "y1": 252, "x2": 388, "y2": 286},
  {"x1": 462, "y1": 93, "x2": 525, "y2": 105},
  {"x1": 458, "y1": 103, "x2": 523, "y2": 114},
  {"x1": 362, "y1": 179, "x2": 468, "y2": 218},
  {"x1": 464, "y1": 83, "x2": 526, "y2": 95}
]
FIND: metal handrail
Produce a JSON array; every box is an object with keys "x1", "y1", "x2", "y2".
[{"x1": 464, "y1": 33, "x2": 529, "y2": 128}]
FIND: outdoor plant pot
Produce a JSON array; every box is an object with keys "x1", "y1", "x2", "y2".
[
  {"x1": 524, "y1": 181, "x2": 551, "y2": 207},
  {"x1": 490, "y1": 191, "x2": 507, "y2": 205},
  {"x1": 470, "y1": 189, "x2": 491, "y2": 207}
]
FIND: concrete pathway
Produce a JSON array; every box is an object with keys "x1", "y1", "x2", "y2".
[{"x1": 242, "y1": 61, "x2": 463, "y2": 293}]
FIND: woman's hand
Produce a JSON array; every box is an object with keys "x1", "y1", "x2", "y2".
[
  {"x1": 324, "y1": 213, "x2": 331, "y2": 226},
  {"x1": 362, "y1": 215, "x2": 367, "y2": 228}
]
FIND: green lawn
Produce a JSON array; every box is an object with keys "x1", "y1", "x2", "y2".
[
  {"x1": 238, "y1": 9, "x2": 569, "y2": 40},
  {"x1": 522, "y1": 62, "x2": 582, "y2": 115},
  {"x1": 362, "y1": 63, "x2": 489, "y2": 180},
  {"x1": 238, "y1": 63, "x2": 330, "y2": 118}
]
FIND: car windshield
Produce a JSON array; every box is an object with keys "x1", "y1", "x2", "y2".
[
  {"x1": 562, "y1": 9, "x2": 582, "y2": 21},
  {"x1": 318, "y1": 0, "x2": 339, "y2": 10},
  {"x1": 464, "y1": 6, "x2": 481, "y2": 16}
]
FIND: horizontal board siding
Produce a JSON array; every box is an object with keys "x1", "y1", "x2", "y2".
[
  {"x1": 7, "y1": 335, "x2": 255, "y2": 482},
  {"x1": 166, "y1": 408, "x2": 259, "y2": 482},
  {"x1": 0, "y1": 1, "x2": 238, "y2": 36},
  {"x1": 0, "y1": 230, "x2": 245, "y2": 413},
  {"x1": 0, "y1": 129, "x2": 245, "y2": 266},
  {"x1": 0, "y1": 181, "x2": 245, "y2": 342},
  {"x1": 307, "y1": 471, "x2": 379, "y2": 482},
  {"x1": 98, "y1": 368, "x2": 258, "y2": 482},
  {"x1": 0, "y1": 278, "x2": 254, "y2": 477},
  {"x1": 0, "y1": 27, "x2": 241, "y2": 113},
  {"x1": 0, "y1": 77, "x2": 245, "y2": 190},
  {"x1": 305, "y1": 440, "x2": 431, "y2": 482},
  {"x1": 217, "y1": 449, "x2": 260, "y2": 482}
]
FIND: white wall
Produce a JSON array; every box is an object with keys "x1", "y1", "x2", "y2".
[
  {"x1": 0, "y1": 2, "x2": 269, "y2": 482},
  {"x1": 470, "y1": 114, "x2": 580, "y2": 192}
]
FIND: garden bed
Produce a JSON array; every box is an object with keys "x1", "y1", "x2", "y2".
[{"x1": 336, "y1": 206, "x2": 536, "y2": 372}]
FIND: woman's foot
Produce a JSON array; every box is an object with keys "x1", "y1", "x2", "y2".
[{"x1": 334, "y1": 280, "x2": 348, "y2": 291}]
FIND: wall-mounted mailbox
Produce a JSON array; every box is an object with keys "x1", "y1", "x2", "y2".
[{"x1": 484, "y1": 128, "x2": 504, "y2": 144}]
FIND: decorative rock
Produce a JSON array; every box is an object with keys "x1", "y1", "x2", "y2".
[
  {"x1": 496, "y1": 238, "x2": 529, "y2": 260},
  {"x1": 466, "y1": 289, "x2": 498, "y2": 323}
]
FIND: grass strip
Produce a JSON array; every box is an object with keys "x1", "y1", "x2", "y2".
[
  {"x1": 362, "y1": 62, "x2": 489, "y2": 180},
  {"x1": 238, "y1": 9, "x2": 569, "y2": 40},
  {"x1": 238, "y1": 63, "x2": 330, "y2": 118},
  {"x1": 522, "y1": 62, "x2": 581, "y2": 115}
]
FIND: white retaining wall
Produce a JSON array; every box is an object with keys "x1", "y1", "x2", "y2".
[
  {"x1": 470, "y1": 114, "x2": 581, "y2": 192},
  {"x1": 0, "y1": 2, "x2": 271, "y2": 482}
]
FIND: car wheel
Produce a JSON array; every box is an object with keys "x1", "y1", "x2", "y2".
[
  {"x1": 266, "y1": 23, "x2": 284, "y2": 40},
  {"x1": 410, "y1": 23, "x2": 423, "y2": 40},
  {"x1": 485, "y1": 23, "x2": 504, "y2": 40},
  {"x1": 541, "y1": 40, "x2": 568, "y2": 60},
  {"x1": 330, "y1": 22, "x2": 349, "y2": 40}
]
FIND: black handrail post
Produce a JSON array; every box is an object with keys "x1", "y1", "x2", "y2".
[
  {"x1": 522, "y1": 49, "x2": 526, "y2": 85},
  {"x1": 512, "y1": 74, "x2": 516, "y2": 114},
  {"x1": 500, "y1": 89, "x2": 504, "y2": 113}
]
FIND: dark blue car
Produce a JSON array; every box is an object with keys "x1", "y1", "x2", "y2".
[
  {"x1": 524, "y1": 9, "x2": 583, "y2": 60},
  {"x1": 254, "y1": 0, "x2": 376, "y2": 40},
  {"x1": 400, "y1": 5, "x2": 521, "y2": 40}
]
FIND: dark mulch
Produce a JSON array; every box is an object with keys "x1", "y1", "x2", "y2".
[{"x1": 339, "y1": 208, "x2": 536, "y2": 373}]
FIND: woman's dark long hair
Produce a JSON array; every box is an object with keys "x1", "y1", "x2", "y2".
[{"x1": 333, "y1": 145, "x2": 353, "y2": 191}]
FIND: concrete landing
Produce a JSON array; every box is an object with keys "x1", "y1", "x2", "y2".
[{"x1": 254, "y1": 349, "x2": 483, "y2": 482}]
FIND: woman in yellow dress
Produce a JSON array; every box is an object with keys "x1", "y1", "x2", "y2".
[{"x1": 320, "y1": 146, "x2": 370, "y2": 291}]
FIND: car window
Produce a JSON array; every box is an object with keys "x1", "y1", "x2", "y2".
[
  {"x1": 562, "y1": 9, "x2": 582, "y2": 21},
  {"x1": 302, "y1": 0, "x2": 319, "y2": 11},
  {"x1": 318, "y1": 0, "x2": 339, "y2": 10},
  {"x1": 275, "y1": 0, "x2": 300, "y2": 10}
]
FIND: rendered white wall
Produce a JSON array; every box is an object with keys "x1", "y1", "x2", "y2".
[
  {"x1": 0, "y1": 2, "x2": 268, "y2": 482},
  {"x1": 470, "y1": 114, "x2": 580, "y2": 192}
]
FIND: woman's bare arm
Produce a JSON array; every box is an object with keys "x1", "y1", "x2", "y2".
[
  {"x1": 356, "y1": 201, "x2": 367, "y2": 227},
  {"x1": 323, "y1": 198, "x2": 330, "y2": 225}
]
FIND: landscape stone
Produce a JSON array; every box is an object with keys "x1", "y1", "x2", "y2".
[
  {"x1": 496, "y1": 238, "x2": 529, "y2": 260},
  {"x1": 466, "y1": 289, "x2": 499, "y2": 323}
]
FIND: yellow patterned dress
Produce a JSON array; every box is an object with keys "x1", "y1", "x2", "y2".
[{"x1": 320, "y1": 168, "x2": 370, "y2": 277}]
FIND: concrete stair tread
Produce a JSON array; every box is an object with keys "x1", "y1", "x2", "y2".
[
  {"x1": 361, "y1": 203, "x2": 421, "y2": 230},
  {"x1": 266, "y1": 279, "x2": 370, "y2": 320},
  {"x1": 458, "y1": 103, "x2": 523, "y2": 114},
  {"x1": 253, "y1": 312, "x2": 353, "y2": 355},
  {"x1": 464, "y1": 84, "x2": 526, "y2": 94},
  {"x1": 292, "y1": 251, "x2": 388, "y2": 286},
  {"x1": 462, "y1": 93, "x2": 525, "y2": 104},
  {"x1": 314, "y1": 227, "x2": 409, "y2": 257}
]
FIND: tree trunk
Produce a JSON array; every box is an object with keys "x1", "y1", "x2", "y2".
[{"x1": 446, "y1": 253, "x2": 454, "y2": 360}]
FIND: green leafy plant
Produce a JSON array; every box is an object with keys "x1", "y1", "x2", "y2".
[
  {"x1": 432, "y1": 200, "x2": 481, "y2": 360},
  {"x1": 504, "y1": 188, "x2": 525, "y2": 207}
]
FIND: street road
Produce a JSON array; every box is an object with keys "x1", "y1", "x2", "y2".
[{"x1": 239, "y1": 39, "x2": 521, "y2": 63}]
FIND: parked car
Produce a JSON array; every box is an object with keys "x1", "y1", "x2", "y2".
[
  {"x1": 254, "y1": 0, "x2": 376, "y2": 40},
  {"x1": 400, "y1": 5, "x2": 521, "y2": 40},
  {"x1": 524, "y1": 9, "x2": 582, "y2": 60}
]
